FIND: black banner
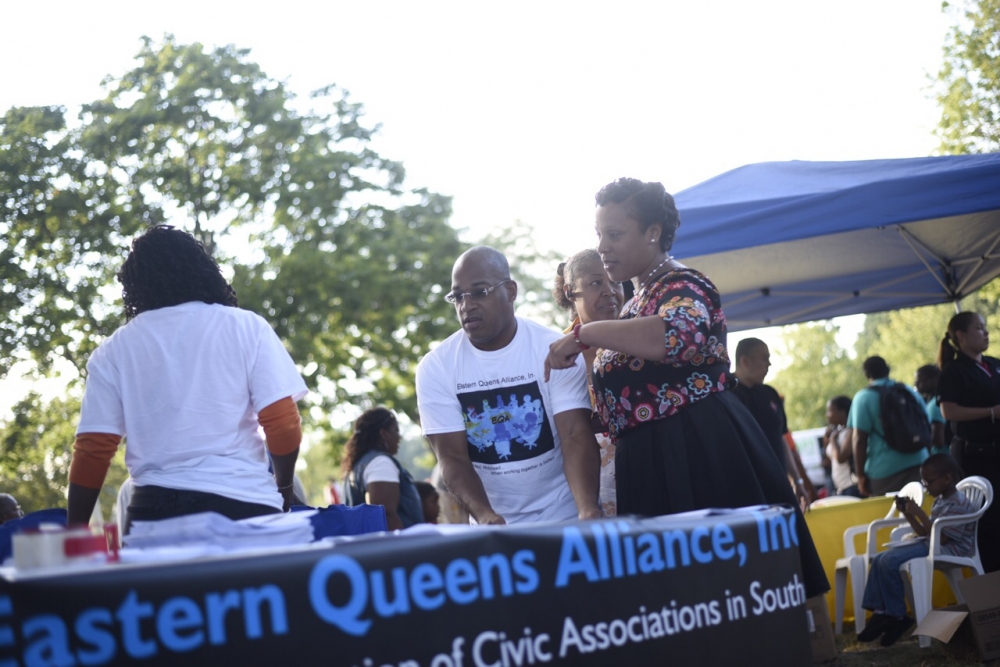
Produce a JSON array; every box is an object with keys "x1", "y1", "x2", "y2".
[{"x1": 0, "y1": 507, "x2": 811, "y2": 666}]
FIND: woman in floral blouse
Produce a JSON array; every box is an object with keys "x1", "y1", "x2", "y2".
[{"x1": 545, "y1": 177, "x2": 829, "y2": 599}]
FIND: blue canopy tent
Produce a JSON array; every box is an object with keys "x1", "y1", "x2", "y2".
[{"x1": 672, "y1": 154, "x2": 1000, "y2": 332}]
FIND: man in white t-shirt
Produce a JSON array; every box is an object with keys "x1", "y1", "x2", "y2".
[{"x1": 416, "y1": 247, "x2": 601, "y2": 525}]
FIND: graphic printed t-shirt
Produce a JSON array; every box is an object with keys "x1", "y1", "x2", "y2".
[{"x1": 416, "y1": 317, "x2": 592, "y2": 524}]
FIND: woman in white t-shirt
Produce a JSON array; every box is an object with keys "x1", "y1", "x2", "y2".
[
  {"x1": 553, "y1": 249, "x2": 625, "y2": 516},
  {"x1": 342, "y1": 408, "x2": 423, "y2": 529},
  {"x1": 67, "y1": 225, "x2": 307, "y2": 529}
]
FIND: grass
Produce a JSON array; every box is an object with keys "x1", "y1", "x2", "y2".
[{"x1": 826, "y1": 621, "x2": 989, "y2": 666}]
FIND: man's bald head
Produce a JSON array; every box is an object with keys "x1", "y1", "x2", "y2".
[
  {"x1": 449, "y1": 246, "x2": 518, "y2": 351},
  {"x1": 452, "y1": 246, "x2": 511, "y2": 283}
]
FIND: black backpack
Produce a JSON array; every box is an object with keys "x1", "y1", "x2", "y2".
[{"x1": 874, "y1": 382, "x2": 932, "y2": 454}]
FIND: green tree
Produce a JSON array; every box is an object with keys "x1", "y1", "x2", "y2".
[
  {"x1": 0, "y1": 106, "x2": 118, "y2": 379},
  {"x1": 0, "y1": 391, "x2": 128, "y2": 514},
  {"x1": 0, "y1": 36, "x2": 463, "y2": 423},
  {"x1": 936, "y1": 0, "x2": 1000, "y2": 154},
  {"x1": 477, "y1": 218, "x2": 563, "y2": 329},
  {"x1": 296, "y1": 437, "x2": 339, "y2": 507},
  {"x1": 769, "y1": 322, "x2": 860, "y2": 431},
  {"x1": 854, "y1": 277, "x2": 1000, "y2": 384}
]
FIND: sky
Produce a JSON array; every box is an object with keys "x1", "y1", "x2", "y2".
[{"x1": 0, "y1": 1, "x2": 955, "y2": 413}]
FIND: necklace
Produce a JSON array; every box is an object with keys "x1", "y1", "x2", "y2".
[{"x1": 639, "y1": 254, "x2": 673, "y2": 291}]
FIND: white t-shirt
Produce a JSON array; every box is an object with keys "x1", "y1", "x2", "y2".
[
  {"x1": 416, "y1": 317, "x2": 592, "y2": 524},
  {"x1": 363, "y1": 455, "x2": 401, "y2": 486},
  {"x1": 77, "y1": 302, "x2": 308, "y2": 510}
]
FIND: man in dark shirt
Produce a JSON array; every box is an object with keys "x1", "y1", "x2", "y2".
[{"x1": 732, "y1": 338, "x2": 811, "y2": 506}]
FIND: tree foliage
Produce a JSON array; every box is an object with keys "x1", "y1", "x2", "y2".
[
  {"x1": 936, "y1": 0, "x2": 1000, "y2": 153},
  {"x1": 0, "y1": 36, "x2": 464, "y2": 422},
  {"x1": 477, "y1": 218, "x2": 564, "y2": 329},
  {"x1": 0, "y1": 393, "x2": 75, "y2": 512},
  {"x1": 0, "y1": 392, "x2": 128, "y2": 515},
  {"x1": 854, "y1": 277, "x2": 1000, "y2": 385},
  {"x1": 769, "y1": 322, "x2": 861, "y2": 431},
  {"x1": 770, "y1": 278, "x2": 1000, "y2": 431}
]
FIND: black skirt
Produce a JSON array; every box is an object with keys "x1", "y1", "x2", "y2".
[{"x1": 615, "y1": 390, "x2": 830, "y2": 598}]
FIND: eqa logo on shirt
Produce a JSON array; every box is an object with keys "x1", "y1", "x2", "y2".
[{"x1": 459, "y1": 381, "x2": 555, "y2": 464}]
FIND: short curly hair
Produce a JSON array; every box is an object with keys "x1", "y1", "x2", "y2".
[
  {"x1": 552, "y1": 248, "x2": 602, "y2": 313},
  {"x1": 595, "y1": 178, "x2": 681, "y2": 252},
  {"x1": 118, "y1": 225, "x2": 238, "y2": 321}
]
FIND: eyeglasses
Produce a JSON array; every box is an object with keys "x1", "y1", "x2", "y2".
[
  {"x1": 921, "y1": 475, "x2": 940, "y2": 487},
  {"x1": 445, "y1": 279, "x2": 510, "y2": 304}
]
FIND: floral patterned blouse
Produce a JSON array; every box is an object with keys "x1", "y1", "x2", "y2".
[{"x1": 591, "y1": 268, "x2": 734, "y2": 441}]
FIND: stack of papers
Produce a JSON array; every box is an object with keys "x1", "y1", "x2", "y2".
[{"x1": 124, "y1": 511, "x2": 316, "y2": 552}]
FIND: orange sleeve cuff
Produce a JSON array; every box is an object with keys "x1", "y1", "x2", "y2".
[
  {"x1": 69, "y1": 432, "x2": 122, "y2": 490},
  {"x1": 259, "y1": 396, "x2": 302, "y2": 456}
]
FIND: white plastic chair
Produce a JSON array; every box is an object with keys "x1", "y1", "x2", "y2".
[
  {"x1": 895, "y1": 475, "x2": 994, "y2": 648},
  {"x1": 833, "y1": 481, "x2": 924, "y2": 634}
]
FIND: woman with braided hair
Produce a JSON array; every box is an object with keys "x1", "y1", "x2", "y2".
[
  {"x1": 937, "y1": 311, "x2": 1000, "y2": 572},
  {"x1": 67, "y1": 225, "x2": 307, "y2": 530},
  {"x1": 342, "y1": 407, "x2": 423, "y2": 530}
]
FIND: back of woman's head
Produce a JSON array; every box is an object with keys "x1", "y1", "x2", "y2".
[
  {"x1": 595, "y1": 178, "x2": 681, "y2": 252},
  {"x1": 341, "y1": 407, "x2": 396, "y2": 474},
  {"x1": 552, "y1": 248, "x2": 602, "y2": 313},
  {"x1": 118, "y1": 225, "x2": 238, "y2": 321},
  {"x1": 938, "y1": 311, "x2": 981, "y2": 368}
]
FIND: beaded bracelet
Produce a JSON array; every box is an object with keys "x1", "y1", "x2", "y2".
[{"x1": 572, "y1": 323, "x2": 589, "y2": 350}]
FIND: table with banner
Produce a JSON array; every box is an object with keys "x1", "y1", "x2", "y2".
[{"x1": 1, "y1": 506, "x2": 813, "y2": 667}]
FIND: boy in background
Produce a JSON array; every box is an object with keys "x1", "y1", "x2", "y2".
[{"x1": 858, "y1": 453, "x2": 976, "y2": 646}]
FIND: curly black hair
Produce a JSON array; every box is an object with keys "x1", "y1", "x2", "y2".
[
  {"x1": 595, "y1": 178, "x2": 681, "y2": 252},
  {"x1": 340, "y1": 407, "x2": 397, "y2": 476},
  {"x1": 118, "y1": 225, "x2": 238, "y2": 321},
  {"x1": 552, "y1": 248, "x2": 603, "y2": 313}
]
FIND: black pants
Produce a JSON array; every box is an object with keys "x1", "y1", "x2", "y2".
[
  {"x1": 615, "y1": 390, "x2": 830, "y2": 598},
  {"x1": 125, "y1": 484, "x2": 280, "y2": 536}
]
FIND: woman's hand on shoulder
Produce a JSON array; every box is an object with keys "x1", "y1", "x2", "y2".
[{"x1": 544, "y1": 333, "x2": 584, "y2": 381}]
